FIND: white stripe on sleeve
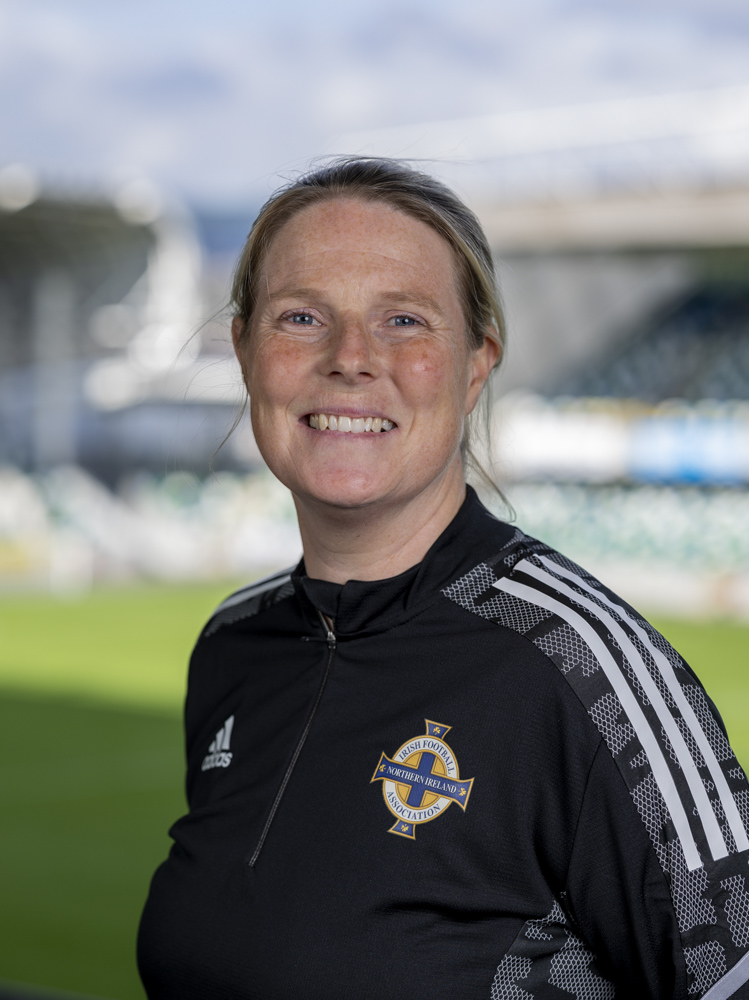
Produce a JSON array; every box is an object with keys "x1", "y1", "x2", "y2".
[
  {"x1": 517, "y1": 559, "x2": 728, "y2": 862},
  {"x1": 493, "y1": 573, "x2": 703, "y2": 871},
  {"x1": 539, "y1": 554, "x2": 749, "y2": 855}
]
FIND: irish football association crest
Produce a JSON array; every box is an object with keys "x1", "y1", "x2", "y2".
[{"x1": 371, "y1": 720, "x2": 474, "y2": 839}]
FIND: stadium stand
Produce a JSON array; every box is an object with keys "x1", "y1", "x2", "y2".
[{"x1": 558, "y1": 286, "x2": 749, "y2": 401}]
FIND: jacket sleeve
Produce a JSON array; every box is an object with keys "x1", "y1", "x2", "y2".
[
  {"x1": 565, "y1": 696, "x2": 749, "y2": 1000},
  {"x1": 565, "y1": 739, "x2": 689, "y2": 998},
  {"x1": 444, "y1": 542, "x2": 749, "y2": 998}
]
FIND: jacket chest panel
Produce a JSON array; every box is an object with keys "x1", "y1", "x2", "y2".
[{"x1": 180, "y1": 622, "x2": 591, "y2": 911}]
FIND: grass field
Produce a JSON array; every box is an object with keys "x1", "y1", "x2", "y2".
[
  {"x1": 0, "y1": 583, "x2": 747, "y2": 998},
  {"x1": 0, "y1": 582, "x2": 235, "y2": 1000}
]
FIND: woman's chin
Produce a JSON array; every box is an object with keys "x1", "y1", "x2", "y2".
[{"x1": 293, "y1": 472, "x2": 399, "y2": 512}]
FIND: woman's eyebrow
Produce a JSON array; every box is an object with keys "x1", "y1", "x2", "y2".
[
  {"x1": 376, "y1": 292, "x2": 447, "y2": 317},
  {"x1": 265, "y1": 286, "x2": 322, "y2": 302},
  {"x1": 265, "y1": 287, "x2": 448, "y2": 317}
]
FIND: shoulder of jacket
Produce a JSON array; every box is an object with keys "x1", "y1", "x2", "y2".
[
  {"x1": 201, "y1": 566, "x2": 296, "y2": 638},
  {"x1": 443, "y1": 529, "x2": 654, "y2": 651},
  {"x1": 445, "y1": 535, "x2": 749, "y2": 998}
]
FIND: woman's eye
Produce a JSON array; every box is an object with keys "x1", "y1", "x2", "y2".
[
  {"x1": 389, "y1": 315, "x2": 420, "y2": 327},
  {"x1": 285, "y1": 312, "x2": 318, "y2": 326}
]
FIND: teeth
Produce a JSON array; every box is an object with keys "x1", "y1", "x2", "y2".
[{"x1": 308, "y1": 413, "x2": 394, "y2": 432}]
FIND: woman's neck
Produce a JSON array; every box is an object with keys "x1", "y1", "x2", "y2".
[{"x1": 295, "y1": 464, "x2": 467, "y2": 584}]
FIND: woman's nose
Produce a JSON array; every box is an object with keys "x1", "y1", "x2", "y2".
[{"x1": 323, "y1": 321, "x2": 378, "y2": 381}]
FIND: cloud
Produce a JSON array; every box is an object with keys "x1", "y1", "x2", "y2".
[{"x1": 1, "y1": 0, "x2": 748, "y2": 204}]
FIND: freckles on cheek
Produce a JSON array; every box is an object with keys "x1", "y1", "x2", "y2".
[
  {"x1": 405, "y1": 344, "x2": 446, "y2": 380},
  {"x1": 404, "y1": 348, "x2": 458, "y2": 403},
  {"x1": 250, "y1": 338, "x2": 310, "y2": 403}
]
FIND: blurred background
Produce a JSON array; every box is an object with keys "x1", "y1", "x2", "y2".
[{"x1": 1, "y1": 0, "x2": 749, "y2": 996}]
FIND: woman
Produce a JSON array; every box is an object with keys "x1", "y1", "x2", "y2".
[{"x1": 138, "y1": 159, "x2": 749, "y2": 1000}]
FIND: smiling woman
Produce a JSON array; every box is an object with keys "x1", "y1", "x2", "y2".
[
  {"x1": 233, "y1": 193, "x2": 499, "y2": 580},
  {"x1": 137, "y1": 159, "x2": 749, "y2": 1000},
  {"x1": 228, "y1": 159, "x2": 504, "y2": 581}
]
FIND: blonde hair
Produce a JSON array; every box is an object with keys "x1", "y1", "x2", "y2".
[{"x1": 231, "y1": 157, "x2": 506, "y2": 486}]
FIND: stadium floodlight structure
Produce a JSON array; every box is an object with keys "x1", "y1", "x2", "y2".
[
  {"x1": 0, "y1": 169, "x2": 249, "y2": 480},
  {"x1": 83, "y1": 180, "x2": 244, "y2": 417}
]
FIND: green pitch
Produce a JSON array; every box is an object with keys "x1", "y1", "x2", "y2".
[
  {"x1": 0, "y1": 581, "x2": 243, "y2": 712},
  {"x1": 0, "y1": 581, "x2": 236, "y2": 999},
  {"x1": 0, "y1": 584, "x2": 747, "y2": 999}
]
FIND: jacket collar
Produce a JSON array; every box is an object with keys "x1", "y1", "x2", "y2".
[{"x1": 292, "y1": 486, "x2": 516, "y2": 637}]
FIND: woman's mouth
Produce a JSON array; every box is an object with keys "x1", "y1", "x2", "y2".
[{"x1": 307, "y1": 414, "x2": 395, "y2": 433}]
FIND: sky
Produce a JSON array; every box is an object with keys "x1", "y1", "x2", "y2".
[{"x1": 3, "y1": 0, "x2": 749, "y2": 208}]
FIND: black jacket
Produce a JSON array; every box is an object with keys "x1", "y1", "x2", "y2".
[{"x1": 138, "y1": 488, "x2": 749, "y2": 999}]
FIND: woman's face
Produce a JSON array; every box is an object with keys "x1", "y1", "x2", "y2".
[{"x1": 234, "y1": 197, "x2": 498, "y2": 513}]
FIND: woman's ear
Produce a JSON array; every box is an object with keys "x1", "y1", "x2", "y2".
[
  {"x1": 231, "y1": 316, "x2": 246, "y2": 357},
  {"x1": 465, "y1": 332, "x2": 501, "y2": 415},
  {"x1": 232, "y1": 316, "x2": 251, "y2": 390}
]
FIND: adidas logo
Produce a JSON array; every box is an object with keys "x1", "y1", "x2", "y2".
[{"x1": 201, "y1": 715, "x2": 234, "y2": 771}]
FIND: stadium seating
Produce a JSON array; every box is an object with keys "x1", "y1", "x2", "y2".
[{"x1": 558, "y1": 287, "x2": 749, "y2": 401}]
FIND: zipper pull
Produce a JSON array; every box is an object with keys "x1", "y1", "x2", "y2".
[{"x1": 317, "y1": 610, "x2": 336, "y2": 647}]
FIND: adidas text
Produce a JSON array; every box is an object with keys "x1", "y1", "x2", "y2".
[{"x1": 201, "y1": 750, "x2": 233, "y2": 771}]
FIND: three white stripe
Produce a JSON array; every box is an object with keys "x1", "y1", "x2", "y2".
[
  {"x1": 494, "y1": 569, "x2": 703, "y2": 871},
  {"x1": 537, "y1": 555, "x2": 749, "y2": 859},
  {"x1": 521, "y1": 559, "x2": 733, "y2": 864},
  {"x1": 508, "y1": 563, "x2": 749, "y2": 1000}
]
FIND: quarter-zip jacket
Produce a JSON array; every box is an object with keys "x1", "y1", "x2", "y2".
[{"x1": 138, "y1": 488, "x2": 749, "y2": 1000}]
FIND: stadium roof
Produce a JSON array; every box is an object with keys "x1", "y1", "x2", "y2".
[
  {"x1": 339, "y1": 84, "x2": 749, "y2": 240},
  {"x1": 340, "y1": 85, "x2": 749, "y2": 252},
  {"x1": 479, "y1": 186, "x2": 749, "y2": 252}
]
